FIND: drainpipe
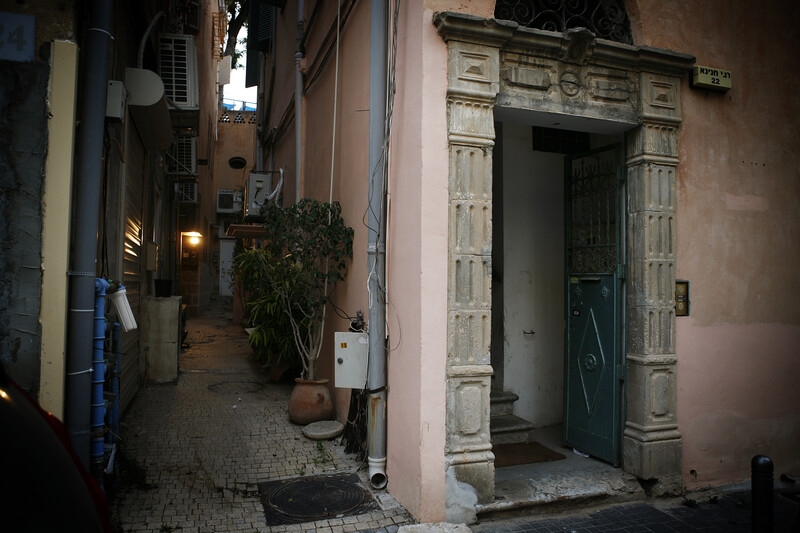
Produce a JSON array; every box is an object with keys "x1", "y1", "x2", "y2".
[
  {"x1": 367, "y1": 0, "x2": 388, "y2": 490},
  {"x1": 91, "y1": 278, "x2": 109, "y2": 483},
  {"x1": 294, "y1": 0, "x2": 305, "y2": 202},
  {"x1": 65, "y1": 0, "x2": 113, "y2": 468},
  {"x1": 137, "y1": 11, "x2": 164, "y2": 69}
]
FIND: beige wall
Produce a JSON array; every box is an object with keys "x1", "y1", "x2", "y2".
[
  {"x1": 39, "y1": 40, "x2": 79, "y2": 419},
  {"x1": 630, "y1": 0, "x2": 800, "y2": 487},
  {"x1": 214, "y1": 111, "x2": 256, "y2": 193},
  {"x1": 296, "y1": 0, "x2": 372, "y2": 399},
  {"x1": 180, "y1": 0, "x2": 222, "y2": 314}
]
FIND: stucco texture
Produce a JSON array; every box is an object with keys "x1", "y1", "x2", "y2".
[
  {"x1": 630, "y1": 0, "x2": 800, "y2": 487},
  {"x1": 0, "y1": 60, "x2": 49, "y2": 394}
]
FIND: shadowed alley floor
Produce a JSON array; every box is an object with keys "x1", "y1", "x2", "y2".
[{"x1": 110, "y1": 297, "x2": 412, "y2": 533}]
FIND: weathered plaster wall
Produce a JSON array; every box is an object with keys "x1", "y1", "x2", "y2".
[
  {"x1": 179, "y1": 0, "x2": 222, "y2": 315},
  {"x1": 384, "y1": 1, "x2": 449, "y2": 521},
  {"x1": 630, "y1": 0, "x2": 800, "y2": 487},
  {"x1": 500, "y1": 122, "x2": 565, "y2": 428},
  {"x1": 0, "y1": 59, "x2": 49, "y2": 394},
  {"x1": 214, "y1": 111, "x2": 256, "y2": 192},
  {"x1": 268, "y1": 1, "x2": 304, "y2": 205},
  {"x1": 295, "y1": 0, "x2": 371, "y2": 407}
]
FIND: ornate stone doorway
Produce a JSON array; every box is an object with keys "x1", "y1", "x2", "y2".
[{"x1": 435, "y1": 12, "x2": 695, "y2": 502}]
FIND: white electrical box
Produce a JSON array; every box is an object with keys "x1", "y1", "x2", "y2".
[
  {"x1": 106, "y1": 80, "x2": 127, "y2": 120},
  {"x1": 334, "y1": 332, "x2": 368, "y2": 389}
]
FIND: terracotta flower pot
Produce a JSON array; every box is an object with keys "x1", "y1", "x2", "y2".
[{"x1": 288, "y1": 378, "x2": 334, "y2": 425}]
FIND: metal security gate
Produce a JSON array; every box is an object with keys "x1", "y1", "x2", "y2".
[
  {"x1": 120, "y1": 129, "x2": 145, "y2": 413},
  {"x1": 564, "y1": 144, "x2": 625, "y2": 464}
]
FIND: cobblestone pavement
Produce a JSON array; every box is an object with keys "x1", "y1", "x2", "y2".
[
  {"x1": 471, "y1": 488, "x2": 800, "y2": 533},
  {"x1": 110, "y1": 298, "x2": 414, "y2": 533}
]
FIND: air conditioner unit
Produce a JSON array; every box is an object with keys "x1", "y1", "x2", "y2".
[
  {"x1": 177, "y1": 182, "x2": 199, "y2": 204},
  {"x1": 166, "y1": 136, "x2": 197, "y2": 175},
  {"x1": 244, "y1": 173, "x2": 268, "y2": 220},
  {"x1": 159, "y1": 34, "x2": 199, "y2": 109},
  {"x1": 216, "y1": 189, "x2": 241, "y2": 214}
]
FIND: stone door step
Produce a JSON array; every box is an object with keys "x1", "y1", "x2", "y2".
[
  {"x1": 478, "y1": 466, "x2": 646, "y2": 520},
  {"x1": 490, "y1": 390, "x2": 519, "y2": 417},
  {"x1": 490, "y1": 414, "x2": 535, "y2": 444}
]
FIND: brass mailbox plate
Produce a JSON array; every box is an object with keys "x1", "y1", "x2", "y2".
[{"x1": 675, "y1": 280, "x2": 690, "y2": 316}]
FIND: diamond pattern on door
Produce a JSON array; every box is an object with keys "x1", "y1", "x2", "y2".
[{"x1": 576, "y1": 308, "x2": 607, "y2": 415}]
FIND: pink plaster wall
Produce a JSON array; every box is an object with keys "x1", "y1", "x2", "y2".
[
  {"x1": 630, "y1": 0, "x2": 800, "y2": 487},
  {"x1": 384, "y1": 1, "x2": 449, "y2": 521}
]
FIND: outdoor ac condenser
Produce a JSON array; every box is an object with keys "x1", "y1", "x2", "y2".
[
  {"x1": 216, "y1": 189, "x2": 241, "y2": 214},
  {"x1": 159, "y1": 34, "x2": 199, "y2": 109},
  {"x1": 244, "y1": 172, "x2": 269, "y2": 220},
  {"x1": 166, "y1": 136, "x2": 197, "y2": 175}
]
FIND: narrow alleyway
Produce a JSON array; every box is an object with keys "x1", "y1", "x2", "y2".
[{"x1": 110, "y1": 297, "x2": 413, "y2": 533}]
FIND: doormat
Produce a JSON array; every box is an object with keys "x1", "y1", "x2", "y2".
[
  {"x1": 493, "y1": 441, "x2": 566, "y2": 468},
  {"x1": 258, "y1": 473, "x2": 377, "y2": 525}
]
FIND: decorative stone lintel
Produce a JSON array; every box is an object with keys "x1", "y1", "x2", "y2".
[{"x1": 435, "y1": 12, "x2": 695, "y2": 77}]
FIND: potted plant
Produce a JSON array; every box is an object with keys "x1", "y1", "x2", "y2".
[
  {"x1": 232, "y1": 247, "x2": 304, "y2": 380},
  {"x1": 238, "y1": 199, "x2": 354, "y2": 423}
]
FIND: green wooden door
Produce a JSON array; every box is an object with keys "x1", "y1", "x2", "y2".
[{"x1": 564, "y1": 145, "x2": 624, "y2": 465}]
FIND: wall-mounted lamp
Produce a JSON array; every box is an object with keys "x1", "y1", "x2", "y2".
[
  {"x1": 181, "y1": 231, "x2": 203, "y2": 246},
  {"x1": 180, "y1": 231, "x2": 203, "y2": 271}
]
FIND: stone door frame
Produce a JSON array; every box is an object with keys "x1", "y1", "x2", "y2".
[{"x1": 434, "y1": 12, "x2": 695, "y2": 501}]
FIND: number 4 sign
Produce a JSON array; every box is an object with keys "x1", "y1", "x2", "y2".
[{"x1": 0, "y1": 12, "x2": 35, "y2": 62}]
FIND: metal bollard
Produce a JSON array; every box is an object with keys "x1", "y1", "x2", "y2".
[{"x1": 752, "y1": 454, "x2": 774, "y2": 533}]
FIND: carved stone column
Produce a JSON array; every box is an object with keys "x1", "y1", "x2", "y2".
[
  {"x1": 623, "y1": 72, "x2": 684, "y2": 494},
  {"x1": 441, "y1": 37, "x2": 503, "y2": 503}
]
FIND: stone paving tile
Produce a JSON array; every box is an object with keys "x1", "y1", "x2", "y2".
[
  {"x1": 110, "y1": 299, "x2": 415, "y2": 533},
  {"x1": 470, "y1": 490, "x2": 800, "y2": 533}
]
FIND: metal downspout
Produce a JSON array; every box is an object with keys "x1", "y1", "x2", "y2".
[
  {"x1": 294, "y1": 0, "x2": 305, "y2": 202},
  {"x1": 367, "y1": 0, "x2": 388, "y2": 490},
  {"x1": 65, "y1": 0, "x2": 113, "y2": 467}
]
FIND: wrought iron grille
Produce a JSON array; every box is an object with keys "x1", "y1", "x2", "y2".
[
  {"x1": 495, "y1": 0, "x2": 633, "y2": 45},
  {"x1": 567, "y1": 149, "x2": 618, "y2": 274}
]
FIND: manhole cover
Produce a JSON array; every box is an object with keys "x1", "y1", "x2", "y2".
[
  {"x1": 207, "y1": 381, "x2": 264, "y2": 394},
  {"x1": 258, "y1": 473, "x2": 376, "y2": 525}
]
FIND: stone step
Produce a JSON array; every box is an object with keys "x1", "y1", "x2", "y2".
[
  {"x1": 490, "y1": 390, "x2": 519, "y2": 417},
  {"x1": 490, "y1": 414, "x2": 535, "y2": 444},
  {"x1": 476, "y1": 465, "x2": 646, "y2": 521}
]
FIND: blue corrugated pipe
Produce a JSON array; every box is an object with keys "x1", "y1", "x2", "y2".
[
  {"x1": 92, "y1": 278, "x2": 109, "y2": 484},
  {"x1": 104, "y1": 322, "x2": 121, "y2": 476}
]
